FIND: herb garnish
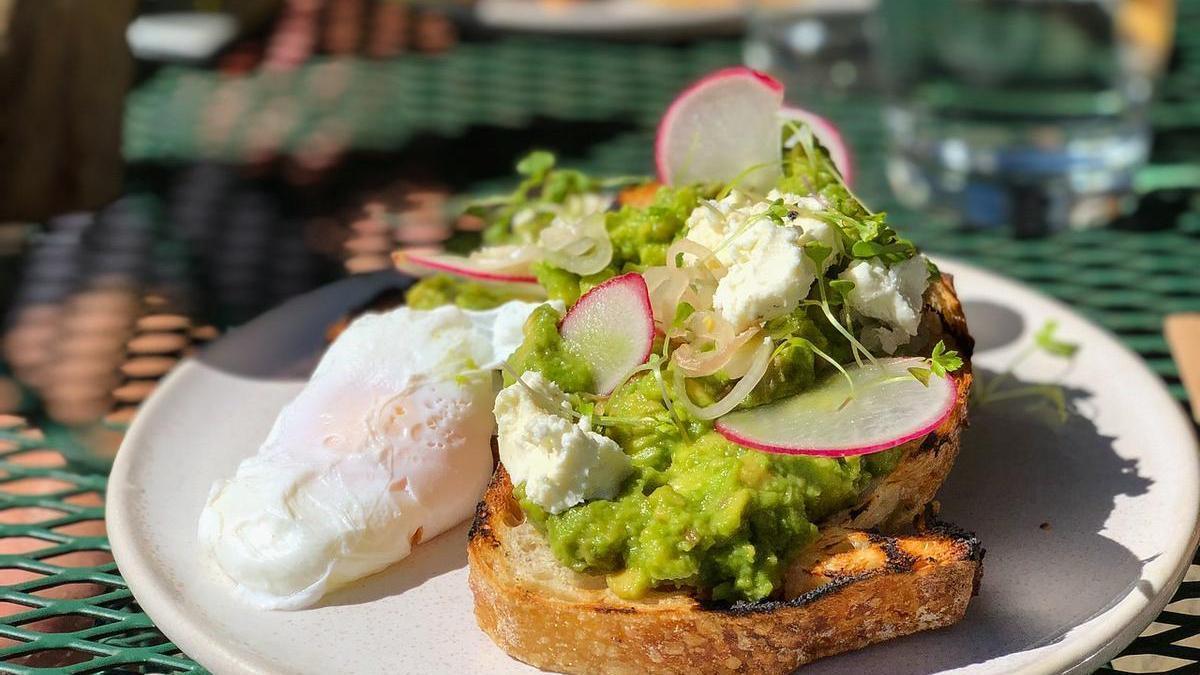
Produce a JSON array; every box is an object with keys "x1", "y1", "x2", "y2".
[{"x1": 973, "y1": 320, "x2": 1081, "y2": 422}]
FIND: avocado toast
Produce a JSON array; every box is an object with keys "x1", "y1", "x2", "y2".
[
  {"x1": 398, "y1": 67, "x2": 983, "y2": 672},
  {"x1": 467, "y1": 273, "x2": 977, "y2": 674}
]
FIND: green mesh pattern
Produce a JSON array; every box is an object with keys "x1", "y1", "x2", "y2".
[
  {"x1": 2, "y1": 4, "x2": 1197, "y2": 672},
  {"x1": 123, "y1": 40, "x2": 741, "y2": 162},
  {"x1": 0, "y1": 426, "x2": 202, "y2": 673}
]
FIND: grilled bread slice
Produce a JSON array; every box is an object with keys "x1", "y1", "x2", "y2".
[
  {"x1": 469, "y1": 469, "x2": 982, "y2": 674},
  {"x1": 468, "y1": 274, "x2": 978, "y2": 673}
]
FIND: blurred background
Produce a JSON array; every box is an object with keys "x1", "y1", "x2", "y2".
[{"x1": 0, "y1": 0, "x2": 1197, "y2": 670}]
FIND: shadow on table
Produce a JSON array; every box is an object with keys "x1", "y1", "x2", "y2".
[
  {"x1": 961, "y1": 299, "x2": 1025, "y2": 354},
  {"x1": 806, "y1": 372, "x2": 1154, "y2": 674}
]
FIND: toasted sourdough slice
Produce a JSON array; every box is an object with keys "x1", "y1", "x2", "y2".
[
  {"x1": 469, "y1": 472, "x2": 982, "y2": 674},
  {"x1": 468, "y1": 274, "x2": 978, "y2": 674}
]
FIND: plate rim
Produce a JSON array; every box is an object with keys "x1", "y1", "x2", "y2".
[
  {"x1": 106, "y1": 258, "x2": 1200, "y2": 675},
  {"x1": 475, "y1": 0, "x2": 744, "y2": 35}
]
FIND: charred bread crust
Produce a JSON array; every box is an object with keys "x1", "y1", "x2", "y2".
[{"x1": 468, "y1": 469, "x2": 982, "y2": 674}]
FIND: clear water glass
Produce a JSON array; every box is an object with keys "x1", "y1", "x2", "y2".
[
  {"x1": 744, "y1": 0, "x2": 880, "y2": 108},
  {"x1": 876, "y1": 0, "x2": 1173, "y2": 235}
]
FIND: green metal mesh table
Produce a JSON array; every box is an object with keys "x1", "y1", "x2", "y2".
[{"x1": 4, "y1": 6, "x2": 1200, "y2": 673}]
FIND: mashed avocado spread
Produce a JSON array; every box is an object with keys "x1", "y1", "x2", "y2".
[
  {"x1": 508, "y1": 308, "x2": 899, "y2": 602},
  {"x1": 406, "y1": 275, "x2": 535, "y2": 310},
  {"x1": 406, "y1": 144, "x2": 953, "y2": 603}
]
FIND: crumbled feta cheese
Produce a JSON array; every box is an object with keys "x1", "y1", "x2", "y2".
[
  {"x1": 684, "y1": 190, "x2": 839, "y2": 331},
  {"x1": 839, "y1": 255, "x2": 931, "y2": 354},
  {"x1": 683, "y1": 191, "x2": 754, "y2": 260},
  {"x1": 493, "y1": 372, "x2": 631, "y2": 514},
  {"x1": 708, "y1": 219, "x2": 811, "y2": 331},
  {"x1": 765, "y1": 189, "x2": 842, "y2": 264}
]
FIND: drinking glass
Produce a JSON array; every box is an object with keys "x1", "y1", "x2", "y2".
[
  {"x1": 744, "y1": 0, "x2": 879, "y2": 107},
  {"x1": 876, "y1": 0, "x2": 1174, "y2": 235}
]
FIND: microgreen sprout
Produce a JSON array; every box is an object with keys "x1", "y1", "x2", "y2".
[
  {"x1": 672, "y1": 302, "x2": 695, "y2": 329},
  {"x1": 465, "y1": 151, "x2": 602, "y2": 246},
  {"x1": 771, "y1": 336, "x2": 856, "y2": 401},
  {"x1": 811, "y1": 278, "x2": 877, "y2": 367},
  {"x1": 1033, "y1": 320, "x2": 1080, "y2": 358},
  {"x1": 764, "y1": 198, "x2": 791, "y2": 225},
  {"x1": 650, "y1": 354, "x2": 690, "y2": 442},
  {"x1": 973, "y1": 320, "x2": 1081, "y2": 423},
  {"x1": 803, "y1": 241, "x2": 832, "y2": 269},
  {"x1": 716, "y1": 160, "x2": 782, "y2": 201},
  {"x1": 515, "y1": 150, "x2": 554, "y2": 178},
  {"x1": 779, "y1": 121, "x2": 922, "y2": 267},
  {"x1": 906, "y1": 341, "x2": 964, "y2": 388},
  {"x1": 828, "y1": 279, "x2": 855, "y2": 300}
]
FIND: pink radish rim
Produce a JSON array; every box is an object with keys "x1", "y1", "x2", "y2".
[
  {"x1": 403, "y1": 251, "x2": 538, "y2": 284},
  {"x1": 559, "y1": 272, "x2": 656, "y2": 380},
  {"x1": 714, "y1": 373, "x2": 959, "y2": 458},
  {"x1": 780, "y1": 106, "x2": 854, "y2": 187},
  {"x1": 655, "y1": 67, "x2": 784, "y2": 184}
]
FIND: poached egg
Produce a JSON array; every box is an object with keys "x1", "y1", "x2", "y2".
[{"x1": 198, "y1": 300, "x2": 549, "y2": 609}]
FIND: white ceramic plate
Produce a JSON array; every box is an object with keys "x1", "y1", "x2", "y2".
[
  {"x1": 476, "y1": 0, "x2": 744, "y2": 36},
  {"x1": 108, "y1": 260, "x2": 1200, "y2": 675}
]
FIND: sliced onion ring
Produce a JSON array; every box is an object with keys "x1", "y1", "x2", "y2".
[
  {"x1": 674, "y1": 336, "x2": 772, "y2": 420},
  {"x1": 666, "y1": 238, "x2": 716, "y2": 269},
  {"x1": 643, "y1": 266, "x2": 689, "y2": 327},
  {"x1": 674, "y1": 325, "x2": 760, "y2": 378},
  {"x1": 539, "y1": 212, "x2": 613, "y2": 276},
  {"x1": 467, "y1": 244, "x2": 540, "y2": 273},
  {"x1": 721, "y1": 336, "x2": 765, "y2": 380}
]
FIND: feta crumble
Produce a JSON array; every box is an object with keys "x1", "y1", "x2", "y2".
[
  {"x1": 684, "y1": 190, "x2": 840, "y2": 331},
  {"x1": 494, "y1": 371, "x2": 631, "y2": 514},
  {"x1": 839, "y1": 254, "x2": 931, "y2": 353}
]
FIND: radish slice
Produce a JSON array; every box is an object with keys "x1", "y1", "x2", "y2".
[
  {"x1": 715, "y1": 358, "x2": 956, "y2": 457},
  {"x1": 559, "y1": 273, "x2": 655, "y2": 395},
  {"x1": 779, "y1": 106, "x2": 854, "y2": 187},
  {"x1": 655, "y1": 67, "x2": 785, "y2": 193},
  {"x1": 393, "y1": 249, "x2": 538, "y2": 284}
]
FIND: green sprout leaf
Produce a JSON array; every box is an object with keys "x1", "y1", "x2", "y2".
[
  {"x1": 908, "y1": 367, "x2": 932, "y2": 386},
  {"x1": 672, "y1": 302, "x2": 695, "y2": 329},
  {"x1": 516, "y1": 150, "x2": 555, "y2": 180},
  {"x1": 928, "y1": 340, "x2": 964, "y2": 378},
  {"x1": 851, "y1": 240, "x2": 886, "y2": 258},
  {"x1": 1034, "y1": 320, "x2": 1080, "y2": 358},
  {"x1": 803, "y1": 241, "x2": 832, "y2": 268},
  {"x1": 972, "y1": 319, "x2": 1079, "y2": 424},
  {"x1": 828, "y1": 279, "x2": 855, "y2": 301},
  {"x1": 926, "y1": 257, "x2": 942, "y2": 281},
  {"x1": 765, "y1": 199, "x2": 790, "y2": 224}
]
